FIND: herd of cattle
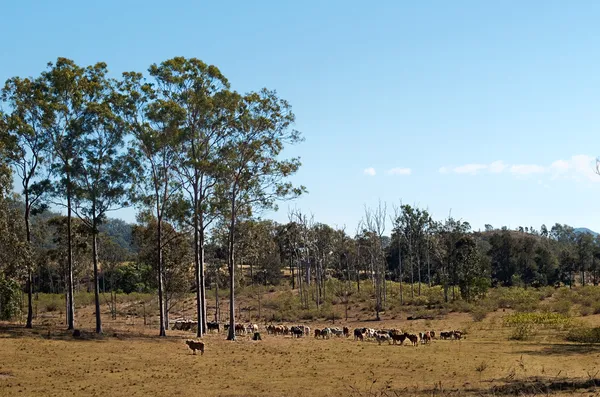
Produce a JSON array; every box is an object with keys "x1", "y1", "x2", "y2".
[{"x1": 171, "y1": 319, "x2": 463, "y2": 345}]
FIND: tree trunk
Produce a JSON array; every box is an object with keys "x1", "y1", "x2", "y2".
[
  {"x1": 194, "y1": 206, "x2": 204, "y2": 337},
  {"x1": 24, "y1": 188, "x2": 34, "y2": 329},
  {"x1": 92, "y1": 223, "x2": 102, "y2": 334},
  {"x1": 157, "y1": 215, "x2": 166, "y2": 337},
  {"x1": 399, "y1": 249, "x2": 403, "y2": 305},
  {"x1": 227, "y1": 196, "x2": 236, "y2": 341},
  {"x1": 426, "y1": 237, "x2": 431, "y2": 288},
  {"x1": 417, "y1": 255, "x2": 422, "y2": 296},
  {"x1": 66, "y1": 177, "x2": 75, "y2": 330},
  {"x1": 290, "y1": 257, "x2": 295, "y2": 289},
  {"x1": 215, "y1": 268, "x2": 219, "y2": 322}
]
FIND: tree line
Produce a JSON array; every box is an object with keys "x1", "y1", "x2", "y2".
[{"x1": 0, "y1": 57, "x2": 304, "y2": 339}]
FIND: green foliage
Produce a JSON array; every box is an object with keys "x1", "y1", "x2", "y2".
[
  {"x1": 0, "y1": 273, "x2": 21, "y2": 320},
  {"x1": 510, "y1": 322, "x2": 536, "y2": 340},
  {"x1": 503, "y1": 312, "x2": 572, "y2": 328}
]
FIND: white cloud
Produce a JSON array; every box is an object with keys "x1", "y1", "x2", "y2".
[
  {"x1": 489, "y1": 160, "x2": 507, "y2": 174},
  {"x1": 550, "y1": 159, "x2": 570, "y2": 173},
  {"x1": 550, "y1": 155, "x2": 598, "y2": 182},
  {"x1": 363, "y1": 167, "x2": 376, "y2": 176},
  {"x1": 439, "y1": 155, "x2": 600, "y2": 183},
  {"x1": 453, "y1": 164, "x2": 488, "y2": 175},
  {"x1": 387, "y1": 167, "x2": 411, "y2": 175},
  {"x1": 509, "y1": 164, "x2": 546, "y2": 175}
]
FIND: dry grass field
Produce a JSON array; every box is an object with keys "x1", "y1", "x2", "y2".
[{"x1": 3, "y1": 300, "x2": 600, "y2": 397}]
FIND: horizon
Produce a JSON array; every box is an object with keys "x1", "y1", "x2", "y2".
[{"x1": 3, "y1": 1, "x2": 600, "y2": 232}]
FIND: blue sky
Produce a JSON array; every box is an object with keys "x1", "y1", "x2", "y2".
[{"x1": 3, "y1": 0, "x2": 600, "y2": 233}]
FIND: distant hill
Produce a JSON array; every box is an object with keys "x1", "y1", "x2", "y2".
[{"x1": 574, "y1": 227, "x2": 599, "y2": 237}]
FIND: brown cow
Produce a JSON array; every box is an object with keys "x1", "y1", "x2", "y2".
[
  {"x1": 314, "y1": 329, "x2": 322, "y2": 338},
  {"x1": 185, "y1": 340, "x2": 205, "y2": 355},
  {"x1": 405, "y1": 333, "x2": 419, "y2": 346}
]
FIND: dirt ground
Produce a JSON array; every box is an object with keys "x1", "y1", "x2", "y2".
[{"x1": 3, "y1": 308, "x2": 600, "y2": 397}]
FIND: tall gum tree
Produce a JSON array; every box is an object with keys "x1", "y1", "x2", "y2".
[
  {"x1": 221, "y1": 89, "x2": 305, "y2": 340},
  {"x1": 42, "y1": 58, "x2": 96, "y2": 330},
  {"x1": 147, "y1": 57, "x2": 230, "y2": 337},
  {"x1": 72, "y1": 67, "x2": 134, "y2": 334},
  {"x1": 2, "y1": 76, "x2": 51, "y2": 328},
  {"x1": 120, "y1": 71, "x2": 183, "y2": 336}
]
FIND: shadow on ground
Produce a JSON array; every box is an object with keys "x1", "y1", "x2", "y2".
[
  {"x1": 412, "y1": 376, "x2": 600, "y2": 396},
  {"x1": 516, "y1": 343, "x2": 600, "y2": 356},
  {"x1": 0, "y1": 323, "x2": 183, "y2": 341}
]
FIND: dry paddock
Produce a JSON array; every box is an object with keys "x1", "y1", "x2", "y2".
[{"x1": 2, "y1": 313, "x2": 600, "y2": 397}]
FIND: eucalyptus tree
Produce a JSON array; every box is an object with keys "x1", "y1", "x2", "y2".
[
  {"x1": 362, "y1": 200, "x2": 386, "y2": 320},
  {"x1": 42, "y1": 58, "x2": 102, "y2": 329},
  {"x1": 148, "y1": 57, "x2": 230, "y2": 337},
  {"x1": 221, "y1": 89, "x2": 304, "y2": 340},
  {"x1": 120, "y1": 71, "x2": 183, "y2": 336},
  {"x1": 72, "y1": 71, "x2": 134, "y2": 334},
  {"x1": 2, "y1": 76, "x2": 51, "y2": 328}
]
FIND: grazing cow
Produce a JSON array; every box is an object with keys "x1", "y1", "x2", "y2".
[
  {"x1": 343, "y1": 327, "x2": 350, "y2": 338},
  {"x1": 290, "y1": 326, "x2": 304, "y2": 338},
  {"x1": 453, "y1": 330, "x2": 463, "y2": 340},
  {"x1": 364, "y1": 328, "x2": 376, "y2": 339},
  {"x1": 353, "y1": 328, "x2": 364, "y2": 341},
  {"x1": 314, "y1": 329, "x2": 322, "y2": 338},
  {"x1": 185, "y1": 340, "x2": 205, "y2": 355},
  {"x1": 207, "y1": 322, "x2": 220, "y2": 333},
  {"x1": 235, "y1": 324, "x2": 246, "y2": 335},
  {"x1": 321, "y1": 328, "x2": 332, "y2": 339},
  {"x1": 405, "y1": 333, "x2": 419, "y2": 346},
  {"x1": 391, "y1": 333, "x2": 406, "y2": 345},
  {"x1": 331, "y1": 328, "x2": 344, "y2": 337},
  {"x1": 440, "y1": 331, "x2": 452, "y2": 340},
  {"x1": 266, "y1": 325, "x2": 275, "y2": 335},
  {"x1": 375, "y1": 332, "x2": 391, "y2": 345},
  {"x1": 421, "y1": 331, "x2": 432, "y2": 344}
]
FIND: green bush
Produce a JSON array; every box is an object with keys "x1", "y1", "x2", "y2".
[
  {"x1": 503, "y1": 312, "x2": 572, "y2": 328},
  {"x1": 549, "y1": 299, "x2": 572, "y2": 316},
  {"x1": 449, "y1": 299, "x2": 473, "y2": 313},
  {"x1": 0, "y1": 274, "x2": 21, "y2": 320},
  {"x1": 510, "y1": 322, "x2": 536, "y2": 340},
  {"x1": 566, "y1": 327, "x2": 600, "y2": 343}
]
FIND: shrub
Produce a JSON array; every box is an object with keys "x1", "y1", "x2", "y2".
[
  {"x1": 471, "y1": 307, "x2": 489, "y2": 322},
  {"x1": 510, "y1": 322, "x2": 536, "y2": 340},
  {"x1": 449, "y1": 299, "x2": 473, "y2": 313},
  {"x1": 549, "y1": 299, "x2": 572, "y2": 316},
  {"x1": 579, "y1": 305, "x2": 593, "y2": 317},
  {"x1": 566, "y1": 327, "x2": 600, "y2": 343},
  {"x1": 0, "y1": 274, "x2": 21, "y2": 320}
]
